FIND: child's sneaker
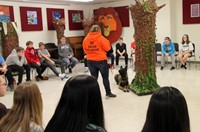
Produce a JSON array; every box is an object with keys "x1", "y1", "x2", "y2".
[
  {"x1": 84, "y1": 67, "x2": 88, "y2": 72},
  {"x1": 59, "y1": 73, "x2": 68, "y2": 80}
]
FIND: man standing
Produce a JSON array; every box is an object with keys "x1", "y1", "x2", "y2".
[{"x1": 161, "y1": 37, "x2": 175, "y2": 70}]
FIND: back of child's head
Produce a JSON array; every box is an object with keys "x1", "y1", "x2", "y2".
[
  {"x1": 142, "y1": 86, "x2": 190, "y2": 132},
  {"x1": 0, "y1": 82, "x2": 43, "y2": 132},
  {"x1": 45, "y1": 74, "x2": 105, "y2": 132}
]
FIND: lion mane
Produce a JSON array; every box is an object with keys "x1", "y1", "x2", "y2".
[{"x1": 94, "y1": 7, "x2": 122, "y2": 44}]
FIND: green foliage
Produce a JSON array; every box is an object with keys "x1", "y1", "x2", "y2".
[
  {"x1": 142, "y1": 0, "x2": 153, "y2": 13},
  {"x1": 131, "y1": 27, "x2": 159, "y2": 95}
]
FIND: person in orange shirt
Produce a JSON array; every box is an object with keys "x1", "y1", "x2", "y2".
[{"x1": 83, "y1": 25, "x2": 116, "y2": 98}]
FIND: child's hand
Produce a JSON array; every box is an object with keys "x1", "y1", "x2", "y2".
[
  {"x1": 37, "y1": 62, "x2": 41, "y2": 66},
  {"x1": 51, "y1": 61, "x2": 55, "y2": 65}
]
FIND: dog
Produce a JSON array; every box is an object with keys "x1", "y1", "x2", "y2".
[{"x1": 114, "y1": 66, "x2": 129, "y2": 92}]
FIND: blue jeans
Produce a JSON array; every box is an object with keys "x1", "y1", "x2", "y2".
[
  {"x1": 107, "y1": 52, "x2": 114, "y2": 65},
  {"x1": 87, "y1": 60, "x2": 111, "y2": 95},
  {"x1": 62, "y1": 57, "x2": 78, "y2": 69}
]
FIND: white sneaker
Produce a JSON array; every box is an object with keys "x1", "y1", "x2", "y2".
[
  {"x1": 59, "y1": 73, "x2": 68, "y2": 80},
  {"x1": 62, "y1": 73, "x2": 69, "y2": 79},
  {"x1": 84, "y1": 67, "x2": 88, "y2": 72}
]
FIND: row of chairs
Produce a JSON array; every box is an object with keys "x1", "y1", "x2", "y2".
[{"x1": 155, "y1": 43, "x2": 197, "y2": 69}]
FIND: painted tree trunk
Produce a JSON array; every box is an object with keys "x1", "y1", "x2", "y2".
[
  {"x1": 0, "y1": 22, "x2": 19, "y2": 57},
  {"x1": 52, "y1": 18, "x2": 65, "y2": 44},
  {"x1": 129, "y1": 0, "x2": 165, "y2": 95},
  {"x1": 82, "y1": 18, "x2": 94, "y2": 36}
]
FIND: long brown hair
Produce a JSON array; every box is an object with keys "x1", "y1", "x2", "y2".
[
  {"x1": 182, "y1": 34, "x2": 190, "y2": 44},
  {"x1": 0, "y1": 82, "x2": 43, "y2": 132}
]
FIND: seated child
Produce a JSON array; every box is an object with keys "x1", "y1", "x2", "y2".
[
  {"x1": 116, "y1": 37, "x2": 128, "y2": 66},
  {"x1": 25, "y1": 41, "x2": 48, "y2": 81},
  {"x1": 58, "y1": 36, "x2": 78, "y2": 73},
  {"x1": 37, "y1": 42, "x2": 67, "y2": 80},
  {"x1": 6, "y1": 47, "x2": 31, "y2": 85}
]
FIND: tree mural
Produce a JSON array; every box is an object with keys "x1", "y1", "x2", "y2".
[
  {"x1": 129, "y1": 0, "x2": 165, "y2": 95},
  {"x1": 52, "y1": 18, "x2": 65, "y2": 44},
  {"x1": 0, "y1": 22, "x2": 19, "y2": 57},
  {"x1": 81, "y1": 18, "x2": 94, "y2": 36}
]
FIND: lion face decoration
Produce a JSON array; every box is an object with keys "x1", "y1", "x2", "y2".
[{"x1": 95, "y1": 7, "x2": 122, "y2": 44}]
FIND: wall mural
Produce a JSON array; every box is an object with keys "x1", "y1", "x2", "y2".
[
  {"x1": 0, "y1": 22, "x2": 19, "y2": 57},
  {"x1": 94, "y1": 7, "x2": 122, "y2": 44},
  {"x1": 52, "y1": 18, "x2": 65, "y2": 44}
]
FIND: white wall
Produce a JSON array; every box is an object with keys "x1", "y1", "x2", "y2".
[
  {"x1": 2, "y1": 0, "x2": 199, "y2": 61},
  {"x1": 87, "y1": 0, "x2": 171, "y2": 55},
  {"x1": 171, "y1": 0, "x2": 200, "y2": 61},
  {"x1": 1, "y1": 1, "x2": 87, "y2": 48}
]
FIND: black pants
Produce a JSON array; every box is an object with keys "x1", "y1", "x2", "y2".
[
  {"x1": 84, "y1": 58, "x2": 87, "y2": 67},
  {"x1": 8, "y1": 64, "x2": 30, "y2": 84},
  {"x1": 116, "y1": 53, "x2": 128, "y2": 66},
  {"x1": 29, "y1": 62, "x2": 47, "y2": 77},
  {"x1": 0, "y1": 68, "x2": 13, "y2": 86},
  {"x1": 43, "y1": 60, "x2": 59, "y2": 76},
  {"x1": 87, "y1": 60, "x2": 111, "y2": 95}
]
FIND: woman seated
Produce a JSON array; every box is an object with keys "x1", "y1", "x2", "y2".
[
  {"x1": 178, "y1": 34, "x2": 193, "y2": 69},
  {"x1": 0, "y1": 82, "x2": 43, "y2": 132},
  {"x1": 142, "y1": 86, "x2": 190, "y2": 132},
  {"x1": 45, "y1": 75, "x2": 106, "y2": 132}
]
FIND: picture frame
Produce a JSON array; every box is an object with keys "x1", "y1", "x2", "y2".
[
  {"x1": 183, "y1": 0, "x2": 200, "y2": 24},
  {"x1": 68, "y1": 10, "x2": 83, "y2": 30},
  {"x1": 191, "y1": 4, "x2": 199, "y2": 18},
  {"x1": 0, "y1": 5, "x2": 14, "y2": 22},
  {"x1": 46, "y1": 8, "x2": 65, "y2": 30},
  {"x1": 20, "y1": 7, "x2": 43, "y2": 31},
  {"x1": 114, "y1": 6, "x2": 130, "y2": 27}
]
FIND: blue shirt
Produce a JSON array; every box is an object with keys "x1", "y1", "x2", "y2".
[
  {"x1": 0, "y1": 55, "x2": 5, "y2": 65},
  {"x1": 162, "y1": 42, "x2": 175, "y2": 55}
]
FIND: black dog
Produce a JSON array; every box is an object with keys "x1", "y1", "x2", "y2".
[{"x1": 114, "y1": 66, "x2": 129, "y2": 92}]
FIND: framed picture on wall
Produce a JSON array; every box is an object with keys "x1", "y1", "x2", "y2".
[
  {"x1": 114, "y1": 6, "x2": 130, "y2": 27},
  {"x1": 191, "y1": 4, "x2": 199, "y2": 17},
  {"x1": 46, "y1": 8, "x2": 65, "y2": 30},
  {"x1": 183, "y1": 0, "x2": 200, "y2": 24},
  {"x1": 0, "y1": 5, "x2": 14, "y2": 22},
  {"x1": 20, "y1": 7, "x2": 43, "y2": 31},
  {"x1": 68, "y1": 10, "x2": 83, "y2": 30}
]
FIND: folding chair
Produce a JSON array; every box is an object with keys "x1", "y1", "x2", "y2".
[
  {"x1": 188, "y1": 43, "x2": 197, "y2": 69},
  {"x1": 155, "y1": 43, "x2": 162, "y2": 63},
  {"x1": 174, "y1": 43, "x2": 179, "y2": 67}
]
